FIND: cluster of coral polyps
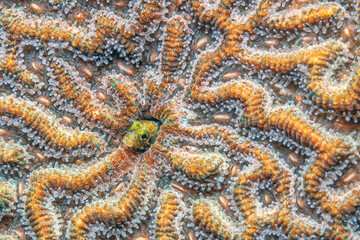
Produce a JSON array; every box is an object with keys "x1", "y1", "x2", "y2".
[{"x1": 1, "y1": 0, "x2": 360, "y2": 239}]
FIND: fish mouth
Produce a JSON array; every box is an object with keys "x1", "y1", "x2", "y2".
[{"x1": 123, "y1": 134, "x2": 149, "y2": 151}]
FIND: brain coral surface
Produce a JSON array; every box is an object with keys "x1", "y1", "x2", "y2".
[{"x1": 1, "y1": 0, "x2": 360, "y2": 239}]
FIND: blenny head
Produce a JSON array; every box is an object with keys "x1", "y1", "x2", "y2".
[{"x1": 123, "y1": 120, "x2": 160, "y2": 151}]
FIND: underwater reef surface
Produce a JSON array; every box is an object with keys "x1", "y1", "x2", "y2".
[{"x1": 1, "y1": 0, "x2": 360, "y2": 239}]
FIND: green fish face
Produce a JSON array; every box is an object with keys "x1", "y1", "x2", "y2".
[{"x1": 123, "y1": 120, "x2": 160, "y2": 151}]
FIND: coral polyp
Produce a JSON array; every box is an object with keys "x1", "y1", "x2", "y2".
[{"x1": 1, "y1": 0, "x2": 360, "y2": 239}]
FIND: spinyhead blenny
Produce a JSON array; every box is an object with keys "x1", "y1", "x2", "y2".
[{"x1": 123, "y1": 120, "x2": 160, "y2": 150}]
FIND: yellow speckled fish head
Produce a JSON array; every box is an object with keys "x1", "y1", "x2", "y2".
[{"x1": 123, "y1": 120, "x2": 160, "y2": 151}]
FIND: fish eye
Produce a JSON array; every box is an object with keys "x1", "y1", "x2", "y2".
[{"x1": 138, "y1": 130, "x2": 150, "y2": 141}]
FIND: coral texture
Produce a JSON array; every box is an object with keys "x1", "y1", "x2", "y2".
[{"x1": 1, "y1": 0, "x2": 360, "y2": 239}]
